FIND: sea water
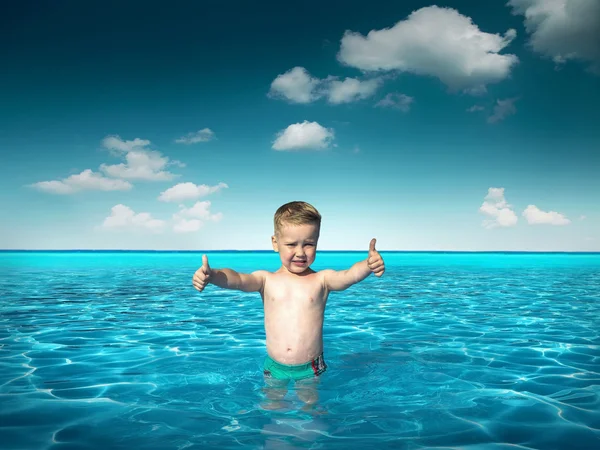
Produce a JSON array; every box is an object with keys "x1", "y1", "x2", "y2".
[{"x1": 1, "y1": 251, "x2": 599, "y2": 449}]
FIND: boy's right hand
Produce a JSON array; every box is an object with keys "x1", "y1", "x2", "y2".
[{"x1": 192, "y1": 254, "x2": 212, "y2": 292}]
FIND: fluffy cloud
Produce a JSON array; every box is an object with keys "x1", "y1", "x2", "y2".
[
  {"x1": 269, "y1": 67, "x2": 322, "y2": 103},
  {"x1": 102, "y1": 136, "x2": 150, "y2": 153},
  {"x1": 488, "y1": 97, "x2": 518, "y2": 123},
  {"x1": 29, "y1": 169, "x2": 132, "y2": 194},
  {"x1": 173, "y1": 201, "x2": 223, "y2": 233},
  {"x1": 100, "y1": 135, "x2": 180, "y2": 181},
  {"x1": 158, "y1": 182, "x2": 228, "y2": 202},
  {"x1": 272, "y1": 121, "x2": 335, "y2": 151},
  {"x1": 337, "y1": 6, "x2": 518, "y2": 92},
  {"x1": 327, "y1": 77, "x2": 383, "y2": 104},
  {"x1": 175, "y1": 128, "x2": 216, "y2": 144},
  {"x1": 29, "y1": 135, "x2": 185, "y2": 195},
  {"x1": 467, "y1": 105, "x2": 485, "y2": 112},
  {"x1": 508, "y1": 0, "x2": 600, "y2": 74},
  {"x1": 375, "y1": 93, "x2": 414, "y2": 112},
  {"x1": 523, "y1": 205, "x2": 570, "y2": 225},
  {"x1": 268, "y1": 66, "x2": 382, "y2": 104},
  {"x1": 479, "y1": 187, "x2": 518, "y2": 228},
  {"x1": 102, "y1": 204, "x2": 166, "y2": 232}
]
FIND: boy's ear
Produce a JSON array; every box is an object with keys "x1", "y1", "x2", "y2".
[{"x1": 271, "y1": 235, "x2": 279, "y2": 252}]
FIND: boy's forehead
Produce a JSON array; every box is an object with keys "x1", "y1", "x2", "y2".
[{"x1": 277, "y1": 223, "x2": 320, "y2": 239}]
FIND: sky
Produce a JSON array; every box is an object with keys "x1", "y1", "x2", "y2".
[{"x1": 1, "y1": 0, "x2": 599, "y2": 251}]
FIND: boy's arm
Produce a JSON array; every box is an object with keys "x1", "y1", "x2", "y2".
[
  {"x1": 192, "y1": 255, "x2": 266, "y2": 293},
  {"x1": 210, "y1": 269, "x2": 267, "y2": 293},
  {"x1": 322, "y1": 238, "x2": 385, "y2": 292},
  {"x1": 322, "y1": 261, "x2": 371, "y2": 292}
]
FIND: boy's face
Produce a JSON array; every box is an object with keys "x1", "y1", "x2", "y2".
[{"x1": 272, "y1": 222, "x2": 320, "y2": 274}]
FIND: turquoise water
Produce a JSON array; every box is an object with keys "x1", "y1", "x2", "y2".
[{"x1": 1, "y1": 251, "x2": 599, "y2": 449}]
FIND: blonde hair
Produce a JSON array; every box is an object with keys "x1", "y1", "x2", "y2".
[{"x1": 274, "y1": 201, "x2": 321, "y2": 235}]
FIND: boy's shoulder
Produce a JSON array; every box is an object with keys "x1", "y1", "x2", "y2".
[
  {"x1": 251, "y1": 269, "x2": 271, "y2": 278},
  {"x1": 315, "y1": 268, "x2": 335, "y2": 277}
]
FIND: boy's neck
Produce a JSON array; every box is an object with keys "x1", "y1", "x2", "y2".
[{"x1": 278, "y1": 266, "x2": 315, "y2": 277}]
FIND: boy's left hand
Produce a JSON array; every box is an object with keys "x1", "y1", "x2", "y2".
[{"x1": 367, "y1": 238, "x2": 385, "y2": 277}]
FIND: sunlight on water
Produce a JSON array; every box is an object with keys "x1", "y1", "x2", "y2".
[{"x1": 1, "y1": 251, "x2": 599, "y2": 449}]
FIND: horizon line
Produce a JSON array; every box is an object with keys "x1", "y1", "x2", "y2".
[{"x1": 1, "y1": 249, "x2": 599, "y2": 254}]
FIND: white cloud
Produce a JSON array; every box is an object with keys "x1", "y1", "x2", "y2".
[
  {"x1": 326, "y1": 77, "x2": 383, "y2": 104},
  {"x1": 508, "y1": 0, "x2": 600, "y2": 74},
  {"x1": 488, "y1": 97, "x2": 518, "y2": 123},
  {"x1": 100, "y1": 135, "x2": 179, "y2": 181},
  {"x1": 268, "y1": 66, "x2": 382, "y2": 104},
  {"x1": 29, "y1": 136, "x2": 179, "y2": 193},
  {"x1": 580, "y1": 215, "x2": 586, "y2": 220},
  {"x1": 173, "y1": 201, "x2": 223, "y2": 233},
  {"x1": 337, "y1": 5, "x2": 518, "y2": 92},
  {"x1": 175, "y1": 128, "x2": 216, "y2": 144},
  {"x1": 158, "y1": 182, "x2": 228, "y2": 202},
  {"x1": 29, "y1": 169, "x2": 132, "y2": 194},
  {"x1": 375, "y1": 93, "x2": 414, "y2": 112},
  {"x1": 479, "y1": 187, "x2": 518, "y2": 228},
  {"x1": 523, "y1": 205, "x2": 570, "y2": 225},
  {"x1": 102, "y1": 136, "x2": 150, "y2": 154},
  {"x1": 102, "y1": 204, "x2": 166, "y2": 232},
  {"x1": 173, "y1": 219, "x2": 204, "y2": 233},
  {"x1": 272, "y1": 121, "x2": 335, "y2": 151},
  {"x1": 176, "y1": 201, "x2": 223, "y2": 221},
  {"x1": 467, "y1": 105, "x2": 485, "y2": 112},
  {"x1": 268, "y1": 67, "x2": 322, "y2": 103}
]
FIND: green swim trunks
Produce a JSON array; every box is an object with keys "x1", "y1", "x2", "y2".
[{"x1": 263, "y1": 353, "x2": 327, "y2": 381}]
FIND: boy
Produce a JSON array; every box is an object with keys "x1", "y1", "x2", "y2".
[{"x1": 192, "y1": 201, "x2": 385, "y2": 407}]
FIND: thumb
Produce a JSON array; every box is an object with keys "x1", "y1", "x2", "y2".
[
  {"x1": 369, "y1": 238, "x2": 377, "y2": 254},
  {"x1": 202, "y1": 254, "x2": 211, "y2": 272}
]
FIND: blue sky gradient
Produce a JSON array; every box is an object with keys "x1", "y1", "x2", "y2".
[{"x1": 2, "y1": 0, "x2": 599, "y2": 251}]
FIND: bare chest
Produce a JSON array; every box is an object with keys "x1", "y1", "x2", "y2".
[{"x1": 262, "y1": 273, "x2": 327, "y2": 309}]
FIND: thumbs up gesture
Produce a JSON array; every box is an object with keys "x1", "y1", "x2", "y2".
[
  {"x1": 367, "y1": 238, "x2": 385, "y2": 277},
  {"x1": 192, "y1": 254, "x2": 212, "y2": 292}
]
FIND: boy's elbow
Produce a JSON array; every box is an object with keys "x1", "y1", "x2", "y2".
[{"x1": 240, "y1": 282, "x2": 259, "y2": 293}]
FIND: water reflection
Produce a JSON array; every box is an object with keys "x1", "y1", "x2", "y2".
[{"x1": 259, "y1": 378, "x2": 330, "y2": 449}]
